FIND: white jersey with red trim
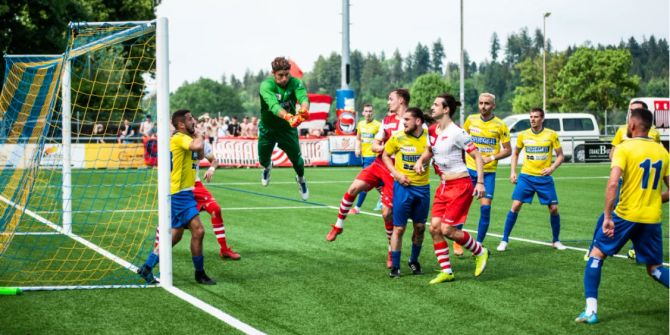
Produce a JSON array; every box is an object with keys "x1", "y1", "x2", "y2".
[
  {"x1": 429, "y1": 122, "x2": 476, "y2": 176},
  {"x1": 195, "y1": 141, "x2": 214, "y2": 182}
]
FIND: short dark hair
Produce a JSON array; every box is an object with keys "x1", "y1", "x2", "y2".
[
  {"x1": 393, "y1": 88, "x2": 411, "y2": 105},
  {"x1": 630, "y1": 100, "x2": 648, "y2": 109},
  {"x1": 363, "y1": 103, "x2": 373, "y2": 109},
  {"x1": 630, "y1": 108, "x2": 653, "y2": 131},
  {"x1": 271, "y1": 57, "x2": 291, "y2": 72},
  {"x1": 530, "y1": 107, "x2": 545, "y2": 118},
  {"x1": 406, "y1": 107, "x2": 425, "y2": 123},
  {"x1": 171, "y1": 109, "x2": 190, "y2": 128},
  {"x1": 437, "y1": 93, "x2": 462, "y2": 118}
]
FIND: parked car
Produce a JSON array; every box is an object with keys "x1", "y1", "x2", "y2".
[{"x1": 501, "y1": 113, "x2": 600, "y2": 163}]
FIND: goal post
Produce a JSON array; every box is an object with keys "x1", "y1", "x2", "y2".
[{"x1": 0, "y1": 18, "x2": 172, "y2": 290}]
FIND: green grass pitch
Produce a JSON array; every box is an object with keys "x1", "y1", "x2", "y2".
[{"x1": 1, "y1": 163, "x2": 668, "y2": 334}]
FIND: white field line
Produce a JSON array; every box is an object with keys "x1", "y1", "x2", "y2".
[
  {"x1": 326, "y1": 205, "x2": 670, "y2": 266},
  {"x1": 0, "y1": 194, "x2": 266, "y2": 335}
]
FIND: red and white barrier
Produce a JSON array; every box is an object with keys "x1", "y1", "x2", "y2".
[{"x1": 211, "y1": 137, "x2": 330, "y2": 167}]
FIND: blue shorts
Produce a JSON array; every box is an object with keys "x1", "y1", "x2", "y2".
[
  {"x1": 171, "y1": 190, "x2": 199, "y2": 229},
  {"x1": 512, "y1": 173, "x2": 558, "y2": 205},
  {"x1": 392, "y1": 182, "x2": 430, "y2": 227},
  {"x1": 361, "y1": 156, "x2": 376, "y2": 168},
  {"x1": 468, "y1": 169, "x2": 496, "y2": 199},
  {"x1": 593, "y1": 212, "x2": 663, "y2": 265}
]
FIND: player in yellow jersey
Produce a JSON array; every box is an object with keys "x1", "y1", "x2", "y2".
[
  {"x1": 350, "y1": 104, "x2": 382, "y2": 214},
  {"x1": 498, "y1": 108, "x2": 566, "y2": 252},
  {"x1": 382, "y1": 107, "x2": 430, "y2": 278},
  {"x1": 576, "y1": 108, "x2": 669, "y2": 324},
  {"x1": 584, "y1": 100, "x2": 663, "y2": 261},
  {"x1": 461, "y1": 93, "x2": 511, "y2": 254},
  {"x1": 138, "y1": 109, "x2": 216, "y2": 285}
]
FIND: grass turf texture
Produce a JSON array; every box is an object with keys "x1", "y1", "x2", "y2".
[{"x1": 0, "y1": 163, "x2": 667, "y2": 334}]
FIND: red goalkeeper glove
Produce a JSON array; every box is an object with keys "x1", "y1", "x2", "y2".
[
  {"x1": 283, "y1": 113, "x2": 304, "y2": 128},
  {"x1": 298, "y1": 108, "x2": 309, "y2": 120}
]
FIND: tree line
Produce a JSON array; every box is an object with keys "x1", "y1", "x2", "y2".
[{"x1": 172, "y1": 29, "x2": 668, "y2": 124}]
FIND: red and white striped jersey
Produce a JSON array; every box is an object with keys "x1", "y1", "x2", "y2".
[{"x1": 429, "y1": 122, "x2": 476, "y2": 176}]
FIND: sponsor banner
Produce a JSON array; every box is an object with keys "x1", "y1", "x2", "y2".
[
  {"x1": 583, "y1": 142, "x2": 612, "y2": 162},
  {"x1": 212, "y1": 137, "x2": 330, "y2": 167},
  {"x1": 84, "y1": 143, "x2": 145, "y2": 169},
  {"x1": 328, "y1": 135, "x2": 357, "y2": 152},
  {"x1": 0, "y1": 144, "x2": 87, "y2": 169},
  {"x1": 41, "y1": 144, "x2": 86, "y2": 168}
]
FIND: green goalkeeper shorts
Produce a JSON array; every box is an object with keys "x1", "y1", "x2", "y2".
[{"x1": 257, "y1": 125, "x2": 304, "y2": 171}]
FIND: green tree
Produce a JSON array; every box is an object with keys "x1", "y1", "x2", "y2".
[
  {"x1": 431, "y1": 39, "x2": 445, "y2": 73},
  {"x1": 170, "y1": 78, "x2": 244, "y2": 118},
  {"x1": 410, "y1": 73, "x2": 451, "y2": 112},
  {"x1": 0, "y1": 0, "x2": 155, "y2": 84},
  {"x1": 554, "y1": 48, "x2": 639, "y2": 112},
  {"x1": 490, "y1": 32, "x2": 500, "y2": 62},
  {"x1": 511, "y1": 52, "x2": 567, "y2": 113}
]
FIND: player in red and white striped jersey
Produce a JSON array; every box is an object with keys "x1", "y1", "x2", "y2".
[
  {"x1": 415, "y1": 94, "x2": 490, "y2": 284},
  {"x1": 326, "y1": 88, "x2": 410, "y2": 268}
]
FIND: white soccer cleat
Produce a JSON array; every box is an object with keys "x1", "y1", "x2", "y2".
[
  {"x1": 553, "y1": 241, "x2": 567, "y2": 250},
  {"x1": 296, "y1": 175, "x2": 309, "y2": 200},
  {"x1": 261, "y1": 167, "x2": 271, "y2": 187},
  {"x1": 496, "y1": 241, "x2": 508, "y2": 252}
]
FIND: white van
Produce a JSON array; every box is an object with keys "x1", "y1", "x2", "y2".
[{"x1": 500, "y1": 113, "x2": 600, "y2": 163}]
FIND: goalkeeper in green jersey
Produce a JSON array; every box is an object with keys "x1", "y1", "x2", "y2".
[{"x1": 258, "y1": 56, "x2": 310, "y2": 200}]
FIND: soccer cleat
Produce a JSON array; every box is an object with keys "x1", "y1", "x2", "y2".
[
  {"x1": 220, "y1": 247, "x2": 241, "y2": 260},
  {"x1": 373, "y1": 201, "x2": 383, "y2": 211},
  {"x1": 389, "y1": 267, "x2": 400, "y2": 278},
  {"x1": 261, "y1": 167, "x2": 271, "y2": 186},
  {"x1": 195, "y1": 270, "x2": 216, "y2": 285},
  {"x1": 628, "y1": 249, "x2": 636, "y2": 260},
  {"x1": 553, "y1": 241, "x2": 567, "y2": 250},
  {"x1": 575, "y1": 311, "x2": 599, "y2": 324},
  {"x1": 496, "y1": 241, "x2": 508, "y2": 252},
  {"x1": 408, "y1": 261, "x2": 423, "y2": 275},
  {"x1": 326, "y1": 225, "x2": 343, "y2": 241},
  {"x1": 453, "y1": 242, "x2": 464, "y2": 256},
  {"x1": 350, "y1": 207, "x2": 360, "y2": 215},
  {"x1": 474, "y1": 248, "x2": 490, "y2": 277},
  {"x1": 429, "y1": 271, "x2": 455, "y2": 284},
  {"x1": 296, "y1": 176, "x2": 309, "y2": 200},
  {"x1": 137, "y1": 264, "x2": 157, "y2": 284}
]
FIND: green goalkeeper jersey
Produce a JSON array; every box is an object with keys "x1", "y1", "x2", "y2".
[{"x1": 259, "y1": 76, "x2": 309, "y2": 131}]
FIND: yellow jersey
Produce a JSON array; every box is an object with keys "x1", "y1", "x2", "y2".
[
  {"x1": 357, "y1": 119, "x2": 382, "y2": 157},
  {"x1": 517, "y1": 128, "x2": 561, "y2": 176},
  {"x1": 612, "y1": 138, "x2": 669, "y2": 223},
  {"x1": 611, "y1": 125, "x2": 661, "y2": 146},
  {"x1": 170, "y1": 132, "x2": 198, "y2": 194},
  {"x1": 384, "y1": 130, "x2": 430, "y2": 186},
  {"x1": 463, "y1": 115, "x2": 511, "y2": 172}
]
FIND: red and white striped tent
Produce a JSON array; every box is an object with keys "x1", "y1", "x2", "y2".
[{"x1": 298, "y1": 93, "x2": 332, "y2": 130}]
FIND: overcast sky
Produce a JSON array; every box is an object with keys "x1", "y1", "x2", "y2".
[{"x1": 156, "y1": 0, "x2": 669, "y2": 91}]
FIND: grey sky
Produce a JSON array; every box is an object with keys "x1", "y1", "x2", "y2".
[{"x1": 156, "y1": 0, "x2": 669, "y2": 91}]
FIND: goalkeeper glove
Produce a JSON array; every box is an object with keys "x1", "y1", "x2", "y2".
[
  {"x1": 298, "y1": 108, "x2": 310, "y2": 120},
  {"x1": 283, "y1": 113, "x2": 304, "y2": 128}
]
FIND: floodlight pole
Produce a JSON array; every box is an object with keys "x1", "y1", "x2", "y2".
[
  {"x1": 543, "y1": 12, "x2": 551, "y2": 112},
  {"x1": 459, "y1": 0, "x2": 465, "y2": 125},
  {"x1": 341, "y1": 0, "x2": 350, "y2": 89},
  {"x1": 62, "y1": 59, "x2": 72, "y2": 234},
  {"x1": 156, "y1": 17, "x2": 173, "y2": 288}
]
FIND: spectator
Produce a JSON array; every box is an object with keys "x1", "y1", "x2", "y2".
[
  {"x1": 93, "y1": 123, "x2": 105, "y2": 143},
  {"x1": 207, "y1": 118, "x2": 218, "y2": 144},
  {"x1": 309, "y1": 128, "x2": 324, "y2": 137},
  {"x1": 240, "y1": 116, "x2": 251, "y2": 137},
  {"x1": 323, "y1": 120, "x2": 334, "y2": 136},
  {"x1": 248, "y1": 116, "x2": 259, "y2": 137},
  {"x1": 228, "y1": 116, "x2": 241, "y2": 137},
  {"x1": 117, "y1": 118, "x2": 135, "y2": 144},
  {"x1": 139, "y1": 114, "x2": 154, "y2": 137}
]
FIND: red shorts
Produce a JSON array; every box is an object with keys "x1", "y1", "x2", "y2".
[
  {"x1": 431, "y1": 177, "x2": 474, "y2": 225},
  {"x1": 355, "y1": 160, "x2": 394, "y2": 208},
  {"x1": 193, "y1": 180, "x2": 217, "y2": 211}
]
